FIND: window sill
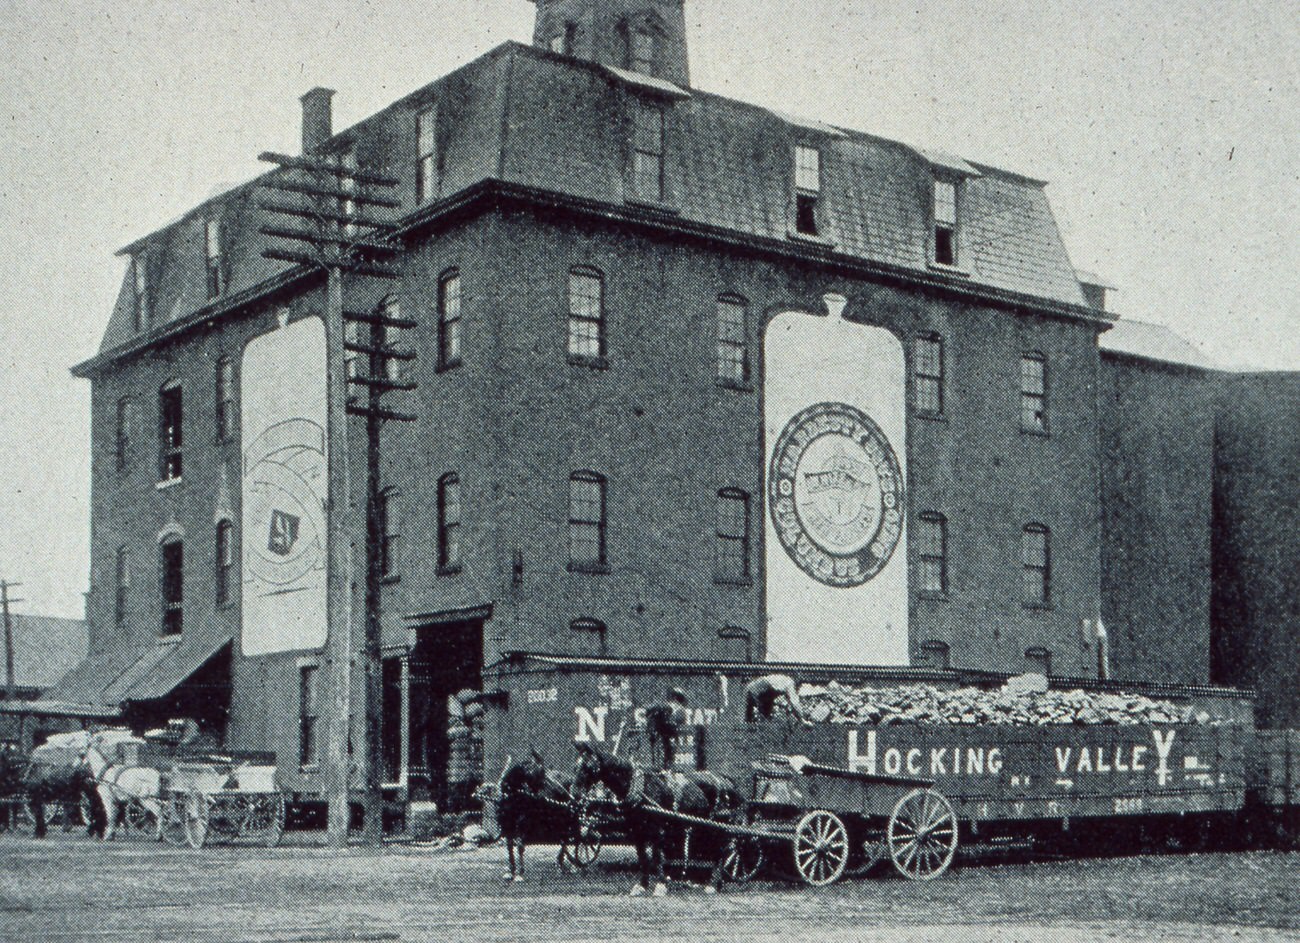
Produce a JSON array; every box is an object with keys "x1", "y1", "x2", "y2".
[
  {"x1": 1022, "y1": 601, "x2": 1054, "y2": 612},
  {"x1": 786, "y1": 229, "x2": 836, "y2": 248},
  {"x1": 917, "y1": 590, "x2": 949, "y2": 602},
  {"x1": 381, "y1": 574, "x2": 401, "y2": 585},
  {"x1": 713, "y1": 576, "x2": 753, "y2": 588},
  {"x1": 156, "y1": 477, "x2": 183, "y2": 491},
  {"x1": 568, "y1": 354, "x2": 610, "y2": 371},
  {"x1": 716, "y1": 378, "x2": 753, "y2": 393},
  {"x1": 915, "y1": 410, "x2": 947, "y2": 423},
  {"x1": 1019, "y1": 427, "x2": 1051, "y2": 439},
  {"x1": 624, "y1": 196, "x2": 680, "y2": 216},
  {"x1": 435, "y1": 564, "x2": 461, "y2": 577},
  {"x1": 435, "y1": 359, "x2": 462, "y2": 374},
  {"x1": 567, "y1": 562, "x2": 611, "y2": 575},
  {"x1": 928, "y1": 261, "x2": 971, "y2": 277},
  {"x1": 216, "y1": 600, "x2": 235, "y2": 612}
]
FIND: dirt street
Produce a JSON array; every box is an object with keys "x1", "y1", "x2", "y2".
[{"x1": 1, "y1": 832, "x2": 1297, "y2": 943}]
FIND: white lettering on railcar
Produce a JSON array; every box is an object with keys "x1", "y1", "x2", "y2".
[{"x1": 574, "y1": 706, "x2": 608, "y2": 743}]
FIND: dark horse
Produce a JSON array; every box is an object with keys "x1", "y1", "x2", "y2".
[
  {"x1": 573, "y1": 742, "x2": 741, "y2": 896},
  {"x1": 480, "y1": 751, "x2": 596, "y2": 882},
  {"x1": 15, "y1": 732, "x2": 105, "y2": 838}
]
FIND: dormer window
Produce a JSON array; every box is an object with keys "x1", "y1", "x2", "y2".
[
  {"x1": 630, "y1": 99, "x2": 665, "y2": 202},
  {"x1": 205, "y1": 217, "x2": 224, "y2": 299},
  {"x1": 416, "y1": 105, "x2": 437, "y2": 203},
  {"x1": 933, "y1": 179, "x2": 958, "y2": 266},
  {"x1": 550, "y1": 22, "x2": 577, "y2": 54},
  {"x1": 794, "y1": 144, "x2": 821, "y2": 236},
  {"x1": 132, "y1": 253, "x2": 149, "y2": 332},
  {"x1": 629, "y1": 30, "x2": 655, "y2": 75}
]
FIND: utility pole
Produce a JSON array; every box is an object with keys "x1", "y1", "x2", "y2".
[
  {"x1": 2, "y1": 580, "x2": 25, "y2": 746},
  {"x1": 2, "y1": 580, "x2": 23, "y2": 703},
  {"x1": 258, "y1": 146, "x2": 407, "y2": 848}
]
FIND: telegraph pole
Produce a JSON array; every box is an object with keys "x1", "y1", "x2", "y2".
[
  {"x1": 2, "y1": 580, "x2": 23, "y2": 704},
  {"x1": 258, "y1": 147, "x2": 407, "y2": 847}
]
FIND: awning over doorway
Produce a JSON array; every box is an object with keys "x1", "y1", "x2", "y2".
[{"x1": 32, "y1": 633, "x2": 232, "y2": 718}]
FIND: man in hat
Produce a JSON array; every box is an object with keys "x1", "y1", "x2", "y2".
[{"x1": 644, "y1": 686, "x2": 689, "y2": 769}]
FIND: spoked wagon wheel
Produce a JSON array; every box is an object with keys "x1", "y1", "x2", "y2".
[
  {"x1": 241, "y1": 793, "x2": 286, "y2": 847},
  {"x1": 721, "y1": 836, "x2": 765, "y2": 883},
  {"x1": 560, "y1": 826, "x2": 602, "y2": 870},
  {"x1": 160, "y1": 794, "x2": 190, "y2": 845},
  {"x1": 183, "y1": 792, "x2": 211, "y2": 849},
  {"x1": 886, "y1": 788, "x2": 958, "y2": 881},
  {"x1": 793, "y1": 810, "x2": 849, "y2": 886}
]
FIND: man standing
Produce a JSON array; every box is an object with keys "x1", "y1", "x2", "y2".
[
  {"x1": 744, "y1": 674, "x2": 811, "y2": 724},
  {"x1": 644, "y1": 686, "x2": 689, "y2": 769}
]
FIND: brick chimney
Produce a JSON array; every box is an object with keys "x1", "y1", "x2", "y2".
[{"x1": 300, "y1": 87, "x2": 336, "y2": 155}]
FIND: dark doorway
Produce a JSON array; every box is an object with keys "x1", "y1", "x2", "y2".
[{"x1": 408, "y1": 619, "x2": 483, "y2": 811}]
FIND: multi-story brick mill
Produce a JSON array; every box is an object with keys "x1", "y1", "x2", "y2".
[{"x1": 30, "y1": 0, "x2": 1298, "y2": 812}]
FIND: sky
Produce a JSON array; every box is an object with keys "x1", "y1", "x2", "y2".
[{"x1": 0, "y1": 0, "x2": 1296, "y2": 618}]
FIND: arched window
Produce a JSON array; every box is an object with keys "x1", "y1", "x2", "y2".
[
  {"x1": 715, "y1": 488, "x2": 750, "y2": 583},
  {"x1": 215, "y1": 520, "x2": 234, "y2": 606},
  {"x1": 215, "y1": 357, "x2": 235, "y2": 442},
  {"x1": 568, "y1": 471, "x2": 607, "y2": 569},
  {"x1": 115, "y1": 396, "x2": 133, "y2": 471},
  {"x1": 914, "y1": 333, "x2": 944, "y2": 416},
  {"x1": 160, "y1": 536, "x2": 183, "y2": 636},
  {"x1": 567, "y1": 267, "x2": 605, "y2": 361},
  {"x1": 627, "y1": 28, "x2": 655, "y2": 75},
  {"x1": 716, "y1": 295, "x2": 748, "y2": 385},
  {"x1": 437, "y1": 474, "x2": 461, "y2": 571},
  {"x1": 918, "y1": 639, "x2": 951, "y2": 669},
  {"x1": 916, "y1": 511, "x2": 947, "y2": 596},
  {"x1": 158, "y1": 380, "x2": 183, "y2": 482},
  {"x1": 1020, "y1": 352, "x2": 1048, "y2": 434},
  {"x1": 438, "y1": 270, "x2": 462, "y2": 369},
  {"x1": 1021, "y1": 523, "x2": 1051, "y2": 606}
]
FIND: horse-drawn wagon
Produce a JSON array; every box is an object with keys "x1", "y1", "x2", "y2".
[{"x1": 152, "y1": 749, "x2": 285, "y2": 849}]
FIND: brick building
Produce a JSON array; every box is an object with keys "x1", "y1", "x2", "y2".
[{"x1": 46, "y1": 0, "x2": 1298, "y2": 806}]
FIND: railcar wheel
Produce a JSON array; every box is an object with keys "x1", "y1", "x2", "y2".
[
  {"x1": 793, "y1": 810, "x2": 849, "y2": 886},
  {"x1": 721, "y1": 837, "x2": 765, "y2": 883},
  {"x1": 887, "y1": 788, "x2": 958, "y2": 881},
  {"x1": 183, "y1": 792, "x2": 210, "y2": 849}
]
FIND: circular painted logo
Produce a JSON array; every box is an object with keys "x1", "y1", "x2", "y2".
[
  {"x1": 244, "y1": 419, "x2": 327, "y2": 589},
  {"x1": 768, "y1": 402, "x2": 904, "y2": 587}
]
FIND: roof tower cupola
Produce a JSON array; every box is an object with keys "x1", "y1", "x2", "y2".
[{"x1": 528, "y1": 0, "x2": 690, "y2": 87}]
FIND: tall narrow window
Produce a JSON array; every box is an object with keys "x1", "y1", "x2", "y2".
[
  {"x1": 918, "y1": 640, "x2": 951, "y2": 669},
  {"x1": 438, "y1": 270, "x2": 462, "y2": 368},
  {"x1": 132, "y1": 254, "x2": 149, "y2": 332},
  {"x1": 716, "y1": 295, "x2": 748, "y2": 385},
  {"x1": 299, "y1": 664, "x2": 319, "y2": 766},
  {"x1": 550, "y1": 22, "x2": 577, "y2": 54},
  {"x1": 215, "y1": 357, "x2": 235, "y2": 442},
  {"x1": 205, "y1": 217, "x2": 224, "y2": 298},
  {"x1": 568, "y1": 472, "x2": 607, "y2": 569},
  {"x1": 114, "y1": 546, "x2": 129, "y2": 625},
  {"x1": 158, "y1": 381, "x2": 183, "y2": 482},
  {"x1": 438, "y1": 474, "x2": 461, "y2": 571},
  {"x1": 1024, "y1": 646, "x2": 1052, "y2": 676},
  {"x1": 914, "y1": 333, "x2": 944, "y2": 416},
  {"x1": 631, "y1": 99, "x2": 664, "y2": 202},
  {"x1": 715, "y1": 488, "x2": 750, "y2": 583},
  {"x1": 344, "y1": 317, "x2": 361, "y2": 379},
  {"x1": 1020, "y1": 353, "x2": 1048, "y2": 434},
  {"x1": 416, "y1": 106, "x2": 437, "y2": 202},
  {"x1": 916, "y1": 512, "x2": 947, "y2": 595},
  {"x1": 215, "y1": 520, "x2": 234, "y2": 606},
  {"x1": 115, "y1": 396, "x2": 133, "y2": 471},
  {"x1": 794, "y1": 145, "x2": 821, "y2": 235},
  {"x1": 933, "y1": 179, "x2": 958, "y2": 266},
  {"x1": 567, "y1": 268, "x2": 605, "y2": 360},
  {"x1": 629, "y1": 30, "x2": 655, "y2": 74},
  {"x1": 161, "y1": 538, "x2": 183, "y2": 636},
  {"x1": 1021, "y1": 524, "x2": 1051, "y2": 607},
  {"x1": 379, "y1": 487, "x2": 400, "y2": 578}
]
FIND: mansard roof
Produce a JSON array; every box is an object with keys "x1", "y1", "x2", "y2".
[{"x1": 80, "y1": 42, "x2": 1101, "y2": 375}]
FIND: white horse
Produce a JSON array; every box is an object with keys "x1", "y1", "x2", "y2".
[{"x1": 83, "y1": 730, "x2": 163, "y2": 842}]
